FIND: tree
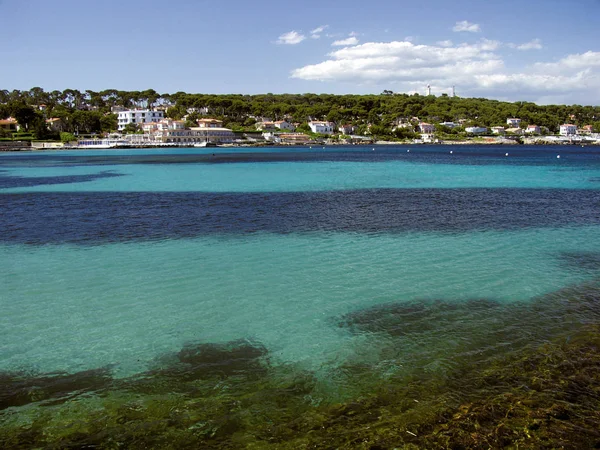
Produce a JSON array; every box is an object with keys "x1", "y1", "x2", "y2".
[
  {"x1": 11, "y1": 103, "x2": 37, "y2": 131},
  {"x1": 100, "y1": 114, "x2": 118, "y2": 133},
  {"x1": 122, "y1": 123, "x2": 140, "y2": 134},
  {"x1": 60, "y1": 132, "x2": 76, "y2": 143}
]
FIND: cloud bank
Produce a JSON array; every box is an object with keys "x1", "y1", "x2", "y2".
[{"x1": 291, "y1": 39, "x2": 600, "y2": 104}]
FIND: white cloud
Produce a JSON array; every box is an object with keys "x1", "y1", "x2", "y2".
[
  {"x1": 332, "y1": 36, "x2": 359, "y2": 46},
  {"x1": 276, "y1": 31, "x2": 306, "y2": 45},
  {"x1": 290, "y1": 39, "x2": 600, "y2": 104},
  {"x1": 311, "y1": 25, "x2": 328, "y2": 34},
  {"x1": 453, "y1": 20, "x2": 481, "y2": 33},
  {"x1": 310, "y1": 25, "x2": 328, "y2": 39},
  {"x1": 293, "y1": 40, "x2": 502, "y2": 82},
  {"x1": 511, "y1": 38, "x2": 543, "y2": 50}
]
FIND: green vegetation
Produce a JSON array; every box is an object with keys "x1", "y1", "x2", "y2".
[{"x1": 1, "y1": 88, "x2": 599, "y2": 142}]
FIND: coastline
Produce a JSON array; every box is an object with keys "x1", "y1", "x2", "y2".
[{"x1": 2, "y1": 138, "x2": 598, "y2": 152}]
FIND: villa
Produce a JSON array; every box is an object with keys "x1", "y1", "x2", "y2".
[
  {"x1": 526, "y1": 125, "x2": 541, "y2": 134},
  {"x1": 506, "y1": 118, "x2": 521, "y2": 127},
  {"x1": 559, "y1": 124, "x2": 577, "y2": 136},
  {"x1": 418, "y1": 122, "x2": 435, "y2": 133},
  {"x1": 117, "y1": 109, "x2": 164, "y2": 130},
  {"x1": 197, "y1": 118, "x2": 223, "y2": 128},
  {"x1": 339, "y1": 124, "x2": 355, "y2": 135},
  {"x1": 256, "y1": 121, "x2": 276, "y2": 131},
  {"x1": 0, "y1": 117, "x2": 19, "y2": 132},
  {"x1": 308, "y1": 121, "x2": 334, "y2": 134},
  {"x1": 274, "y1": 120, "x2": 295, "y2": 131},
  {"x1": 465, "y1": 126, "x2": 487, "y2": 134}
]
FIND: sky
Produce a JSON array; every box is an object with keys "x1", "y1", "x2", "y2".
[{"x1": 1, "y1": 0, "x2": 600, "y2": 105}]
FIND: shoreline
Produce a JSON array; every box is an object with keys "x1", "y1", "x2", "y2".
[{"x1": 1, "y1": 139, "x2": 599, "y2": 152}]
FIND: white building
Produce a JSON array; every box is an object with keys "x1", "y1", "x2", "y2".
[
  {"x1": 465, "y1": 126, "x2": 487, "y2": 134},
  {"x1": 559, "y1": 124, "x2": 577, "y2": 136},
  {"x1": 506, "y1": 127, "x2": 524, "y2": 135},
  {"x1": 274, "y1": 120, "x2": 295, "y2": 131},
  {"x1": 491, "y1": 126, "x2": 505, "y2": 135},
  {"x1": 308, "y1": 121, "x2": 334, "y2": 134},
  {"x1": 117, "y1": 109, "x2": 164, "y2": 130},
  {"x1": 439, "y1": 121, "x2": 458, "y2": 129},
  {"x1": 506, "y1": 118, "x2": 521, "y2": 127},
  {"x1": 526, "y1": 125, "x2": 541, "y2": 134},
  {"x1": 141, "y1": 119, "x2": 185, "y2": 133}
]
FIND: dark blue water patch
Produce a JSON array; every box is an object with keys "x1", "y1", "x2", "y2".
[
  {"x1": 0, "y1": 171, "x2": 123, "y2": 188},
  {"x1": 1, "y1": 145, "x2": 599, "y2": 168},
  {"x1": 1, "y1": 189, "x2": 599, "y2": 245}
]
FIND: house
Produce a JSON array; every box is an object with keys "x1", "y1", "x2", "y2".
[
  {"x1": 418, "y1": 122, "x2": 435, "y2": 133},
  {"x1": 506, "y1": 127, "x2": 524, "y2": 135},
  {"x1": 580, "y1": 125, "x2": 593, "y2": 134},
  {"x1": 439, "y1": 121, "x2": 458, "y2": 129},
  {"x1": 46, "y1": 118, "x2": 64, "y2": 132},
  {"x1": 256, "y1": 121, "x2": 276, "y2": 131},
  {"x1": 526, "y1": 125, "x2": 541, "y2": 134},
  {"x1": 141, "y1": 119, "x2": 185, "y2": 133},
  {"x1": 491, "y1": 126, "x2": 505, "y2": 135},
  {"x1": 339, "y1": 124, "x2": 355, "y2": 135},
  {"x1": 559, "y1": 124, "x2": 577, "y2": 136},
  {"x1": 506, "y1": 118, "x2": 521, "y2": 127},
  {"x1": 117, "y1": 109, "x2": 164, "y2": 130},
  {"x1": 196, "y1": 118, "x2": 223, "y2": 128},
  {"x1": 465, "y1": 126, "x2": 487, "y2": 134},
  {"x1": 0, "y1": 117, "x2": 19, "y2": 132},
  {"x1": 187, "y1": 107, "x2": 209, "y2": 115},
  {"x1": 274, "y1": 120, "x2": 295, "y2": 131},
  {"x1": 308, "y1": 121, "x2": 334, "y2": 134}
]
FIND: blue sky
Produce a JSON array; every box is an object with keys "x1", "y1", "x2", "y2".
[{"x1": 1, "y1": 0, "x2": 600, "y2": 105}]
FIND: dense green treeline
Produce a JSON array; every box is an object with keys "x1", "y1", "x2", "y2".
[{"x1": 1, "y1": 87, "x2": 600, "y2": 138}]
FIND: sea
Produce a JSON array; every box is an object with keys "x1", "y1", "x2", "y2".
[{"x1": 1, "y1": 144, "x2": 600, "y2": 445}]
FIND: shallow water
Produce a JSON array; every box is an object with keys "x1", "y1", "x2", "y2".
[{"x1": 2, "y1": 145, "x2": 600, "y2": 446}]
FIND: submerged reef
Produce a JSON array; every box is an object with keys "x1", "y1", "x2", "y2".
[
  {"x1": 0, "y1": 367, "x2": 112, "y2": 410},
  {"x1": 2, "y1": 282, "x2": 600, "y2": 448}
]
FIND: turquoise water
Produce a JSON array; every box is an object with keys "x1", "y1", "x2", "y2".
[
  {"x1": 1, "y1": 148, "x2": 598, "y2": 193},
  {"x1": 1, "y1": 145, "x2": 600, "y2": 384}
]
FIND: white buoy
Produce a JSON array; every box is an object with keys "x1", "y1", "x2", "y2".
[
  {"x1": 407, "y1": 149, "x2": 410, "y2": 153},
  {"x1": 450, "y1": 150, "x2": 453, "y2": 154},
  {"x1": 505, "y1": 153, "x2": 509, "y2": 156},
  {"x1": 557, "y1": 155, "x2": 561, "y2": 159}
]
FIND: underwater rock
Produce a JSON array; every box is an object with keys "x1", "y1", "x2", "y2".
[
  {"x1": 0, "y1": 367, "x2": 112, "y2": 410},
  {"x1": 338, "y1": 298, "x2": 501, "y2": 337},
  {"x1": 148, "y1": 339, "x2": 269, "y2": 382},
  {"x1": 559, "y1": 252, "x2": 600, "y2": 272}
]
